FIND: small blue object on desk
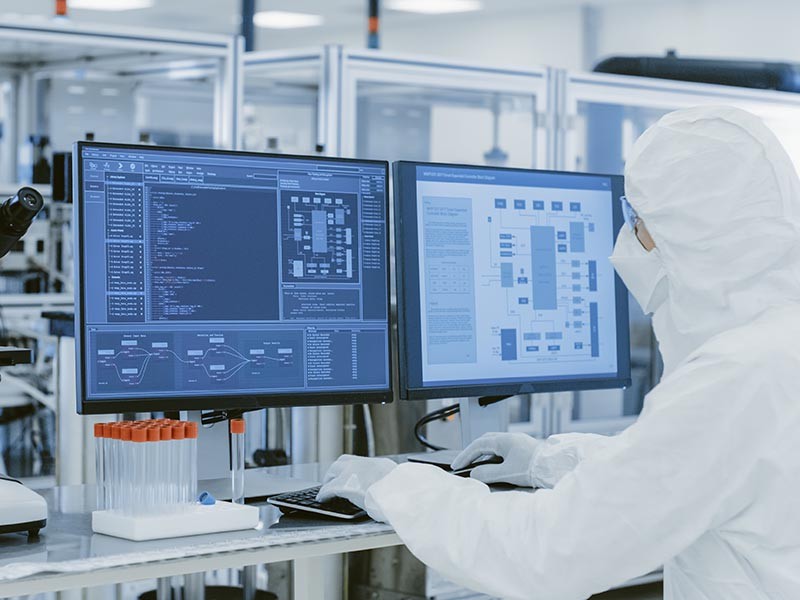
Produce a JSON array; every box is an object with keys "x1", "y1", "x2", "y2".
[{"x1": 198, "y1": 491, "x2": 216, "y2": 505}]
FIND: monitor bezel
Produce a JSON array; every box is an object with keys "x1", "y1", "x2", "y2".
[
  {"x1": 75, "y1": 141, "x2": 394, "y2": 415},
  {"x1": 393, "y1": 160, "x2": 632, "y2": 401}
]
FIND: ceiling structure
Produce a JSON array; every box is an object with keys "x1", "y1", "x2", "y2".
[{"x1": 1, "y1": 0, "x2": 666, "y2": 40}]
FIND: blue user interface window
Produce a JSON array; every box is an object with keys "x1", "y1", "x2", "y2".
[
  {"x1": 404, "y1": 164, "x2": 626, "y2": 392},
  {"x1": 78, "y1": 145, "x2": 390, "y2": 406}
]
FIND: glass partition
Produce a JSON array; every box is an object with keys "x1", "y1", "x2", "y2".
[
  {"x1": 0, "y1": 21, "x2": 239, "y2": 184},
  {"x1": 243, "y1": 51, "x2": 323, "y2": 156},
  {"x1": 354, "y1": 81, "x2": 537, "y2": 167},
  {"x1": 339, "y1": 49, "x2": 549, "y2": 168}
]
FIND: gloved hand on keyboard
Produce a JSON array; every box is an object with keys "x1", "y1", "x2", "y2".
[{"x1": 317, "y1": 455, "x2": 397, "y2": 509}]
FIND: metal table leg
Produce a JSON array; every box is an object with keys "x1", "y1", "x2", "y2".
[
  {"x1": 156, "y1": 577, "x2": 172, "y2": 600},
  {"x1": 184, "y1": 572, "x2": 205, "y2": 600},
  {"x1": 293, "y1": 556, "x2": 342, "y2": 600},
  {"x1": 242, "y1": 565, "x2": 257, "y2": 600}
]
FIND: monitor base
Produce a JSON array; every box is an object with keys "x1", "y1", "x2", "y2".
[{"x1": 459, "y1": 397, "x2": 510, "y2": 448}]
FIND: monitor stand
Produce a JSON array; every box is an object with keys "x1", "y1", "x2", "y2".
[
  {"x1": 407, "y1": 397, "x2": 511, "y2": 467},
  {"x1": 458, "y1": 396, "x2": 510, "y2": 448}
]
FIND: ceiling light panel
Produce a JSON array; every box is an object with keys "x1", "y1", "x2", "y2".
[
  {"x1": 253, "y1": 11, "x2": 324, "y2": 29},
  {"x1": 387, "y1": 0, "x2": 483, "y2": 14},
  {"x1": 68, "y1": 0, "x2": 154, "y2": 11}
]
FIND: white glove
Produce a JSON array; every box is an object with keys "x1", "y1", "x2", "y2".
[
  {"x1": 451, "y1": 432, "x2": 542, "y2": 487},
  {"x1": 316, "y1": 455, "x2": 397, "y2": 509}
]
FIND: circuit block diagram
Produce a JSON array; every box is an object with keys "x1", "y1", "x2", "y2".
[
  {"x1": 281, "y1": 190, "x2": 360, "y2": 283},
  {"x1": 480, "y1": 198, "x2": 603, "y2": 364}
]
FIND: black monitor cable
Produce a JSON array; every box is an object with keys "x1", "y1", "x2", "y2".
[
  {"x1": 414, "y1": 404, "x2": 460, "y2": 451},
  {"x1": 201, "y1": 408, "x2": 255, "y2": 426}
]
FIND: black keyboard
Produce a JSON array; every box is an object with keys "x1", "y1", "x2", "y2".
[{"x1": 267, "y1": 486, "x2": 367, "y2": 520}]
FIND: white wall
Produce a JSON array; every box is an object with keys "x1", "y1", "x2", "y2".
[
  {"x1": 256, "y1": 5, "x2": 584, "y2": 71},
  {"x1": 379, "y1": 5, "x2": 584, "y2": 70},
  {"x1": 254, "y1": 0, "x2": 800, "y2": 73}
]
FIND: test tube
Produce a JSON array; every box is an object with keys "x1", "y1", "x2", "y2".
[
  {"x1": 109, "y1": 423, "x2": 122, "y2": 512},
  {"x1": 94, "y1": 423, "x2": 105, "y2": 510},
  {"x1": 101, "y1": 423, "x2": 113, "y2": 510},
  {"x1": 131, "y1": 427, "x2": 148, "y2": 516},
  {"x1": 172, "y1": 422, "x2": 186, "y2": 509},
  {"x1": 186, "y1": 421, "x2": 198, "y2": 505},
  {"x1": 230, "y1": 418, "x2": 245, "y2": 504},
  {"x1": 147, "y1": 426, "x2": 160, "y2": 511},
  {"x1": 160, "y1": 424, "x2": 174, "y2": 509},
  {"x1": 120, "y1": 425, "x2": 133, "y2": 516}
]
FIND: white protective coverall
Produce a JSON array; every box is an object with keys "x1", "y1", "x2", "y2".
[{"x1": 364, "y1": 106, "x2": 800, "y2": 599}]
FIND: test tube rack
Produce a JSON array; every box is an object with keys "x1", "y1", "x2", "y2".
[
  {"x1": 92, "y1": 501, "x2": 258, "y2": 541},
  {"x1": 91, "y1": 419, "x2": 258, "y2": 541}
]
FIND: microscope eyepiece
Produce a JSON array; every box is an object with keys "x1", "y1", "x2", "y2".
[
  {"x1": 3, "y1": 187, "x2": 44, "y2": 231},
  {"x1": 0, "y1": 187, "x2": 45, "y2": 259}
]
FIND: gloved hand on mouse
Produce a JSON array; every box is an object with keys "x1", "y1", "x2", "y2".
[
  {"x1": 451, "y1": 432, "x2": 541, "y2": 487},
  {"x1": 317, "y1": 432, "x2": 544, "y2": 514}
]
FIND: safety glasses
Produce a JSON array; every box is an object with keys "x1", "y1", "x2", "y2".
[
  {"x1": 620, "y1": 195, "x2": 639, "y2": 231},
  {"x1": 620, "y1": 195, "x2": 656, "y2": 251}
]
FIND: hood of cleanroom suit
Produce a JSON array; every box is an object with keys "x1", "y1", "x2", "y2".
[
  {"x1": 363, "y1": 106, "x2": 800, "y2": 600},
  {"x1": 623, "y1": 105, "x2": 800, "y2": 373}
]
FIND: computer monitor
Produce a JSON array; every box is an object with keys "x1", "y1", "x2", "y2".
[
  {"x1": 393, "y1": 161, "x2": 631, "y2": 401},
  {"x1": 75, "y1": 142, "x2": 392, "y2": 414}
]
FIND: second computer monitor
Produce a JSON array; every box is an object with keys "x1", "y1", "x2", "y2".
[{"x1": 393, "y1": 161, "x2": 631, "y2": 400}]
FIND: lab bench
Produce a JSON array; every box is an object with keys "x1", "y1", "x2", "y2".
[{"x1": 0, "y1": 462, "x2": 401, "y2": 599}]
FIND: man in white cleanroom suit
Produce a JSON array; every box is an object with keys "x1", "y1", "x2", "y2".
[{"x1": 318, "y1": 106, "x2": 800, "y2": 599}]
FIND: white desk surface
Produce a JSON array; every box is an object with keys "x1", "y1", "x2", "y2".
[{"x1": 0, "y1": 462, "x2": 402, "y2": 597}]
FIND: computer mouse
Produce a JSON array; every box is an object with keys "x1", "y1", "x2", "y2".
[{"x1": 452, "y1": 454, "x2": 503, "y2": 477}]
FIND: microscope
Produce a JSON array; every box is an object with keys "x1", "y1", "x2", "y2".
[{"x1": 0, "y1": 187, "x2": 48, "y2": 537}]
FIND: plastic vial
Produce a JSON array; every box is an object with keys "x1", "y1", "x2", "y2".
[
  {"x1": 120, "y1": 425, "x2": 133, "y2": 516},
  {"x1": 131, "y1": 427, "x2": 148, "y2": 516},
  {"x1": 160, "y1": 424, "x2": 174, "y2": 509},
  {"x1": 172, "y1": 422, "x2": 187, "y2": 509},
  {"x1": 94, "y1": 423, "x2": 105, "y2": 510},
  {"x1": 146, "y1": 426, "x2": 160, "y2": 511},
  {"x1": 186, "y1": 421, "x2": 198, "y2": 505},
  {"x1": 230, "y1": 419, "x2": 246, "y2": 504},
  {"x1": 101, "y1": 423, "x2": 113, "y2": 509},
  {"x1": 109, "y1": 423, "x2": 121, "y2": 512}
]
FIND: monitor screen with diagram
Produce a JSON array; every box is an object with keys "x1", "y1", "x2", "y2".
[{"x1": 393, "y1": 161, "x2": 631, "y2": 400}]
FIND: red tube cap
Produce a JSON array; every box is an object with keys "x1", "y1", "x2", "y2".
[{"x1": 172, "y1": 423, "x2": 186, "y2": 440}]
